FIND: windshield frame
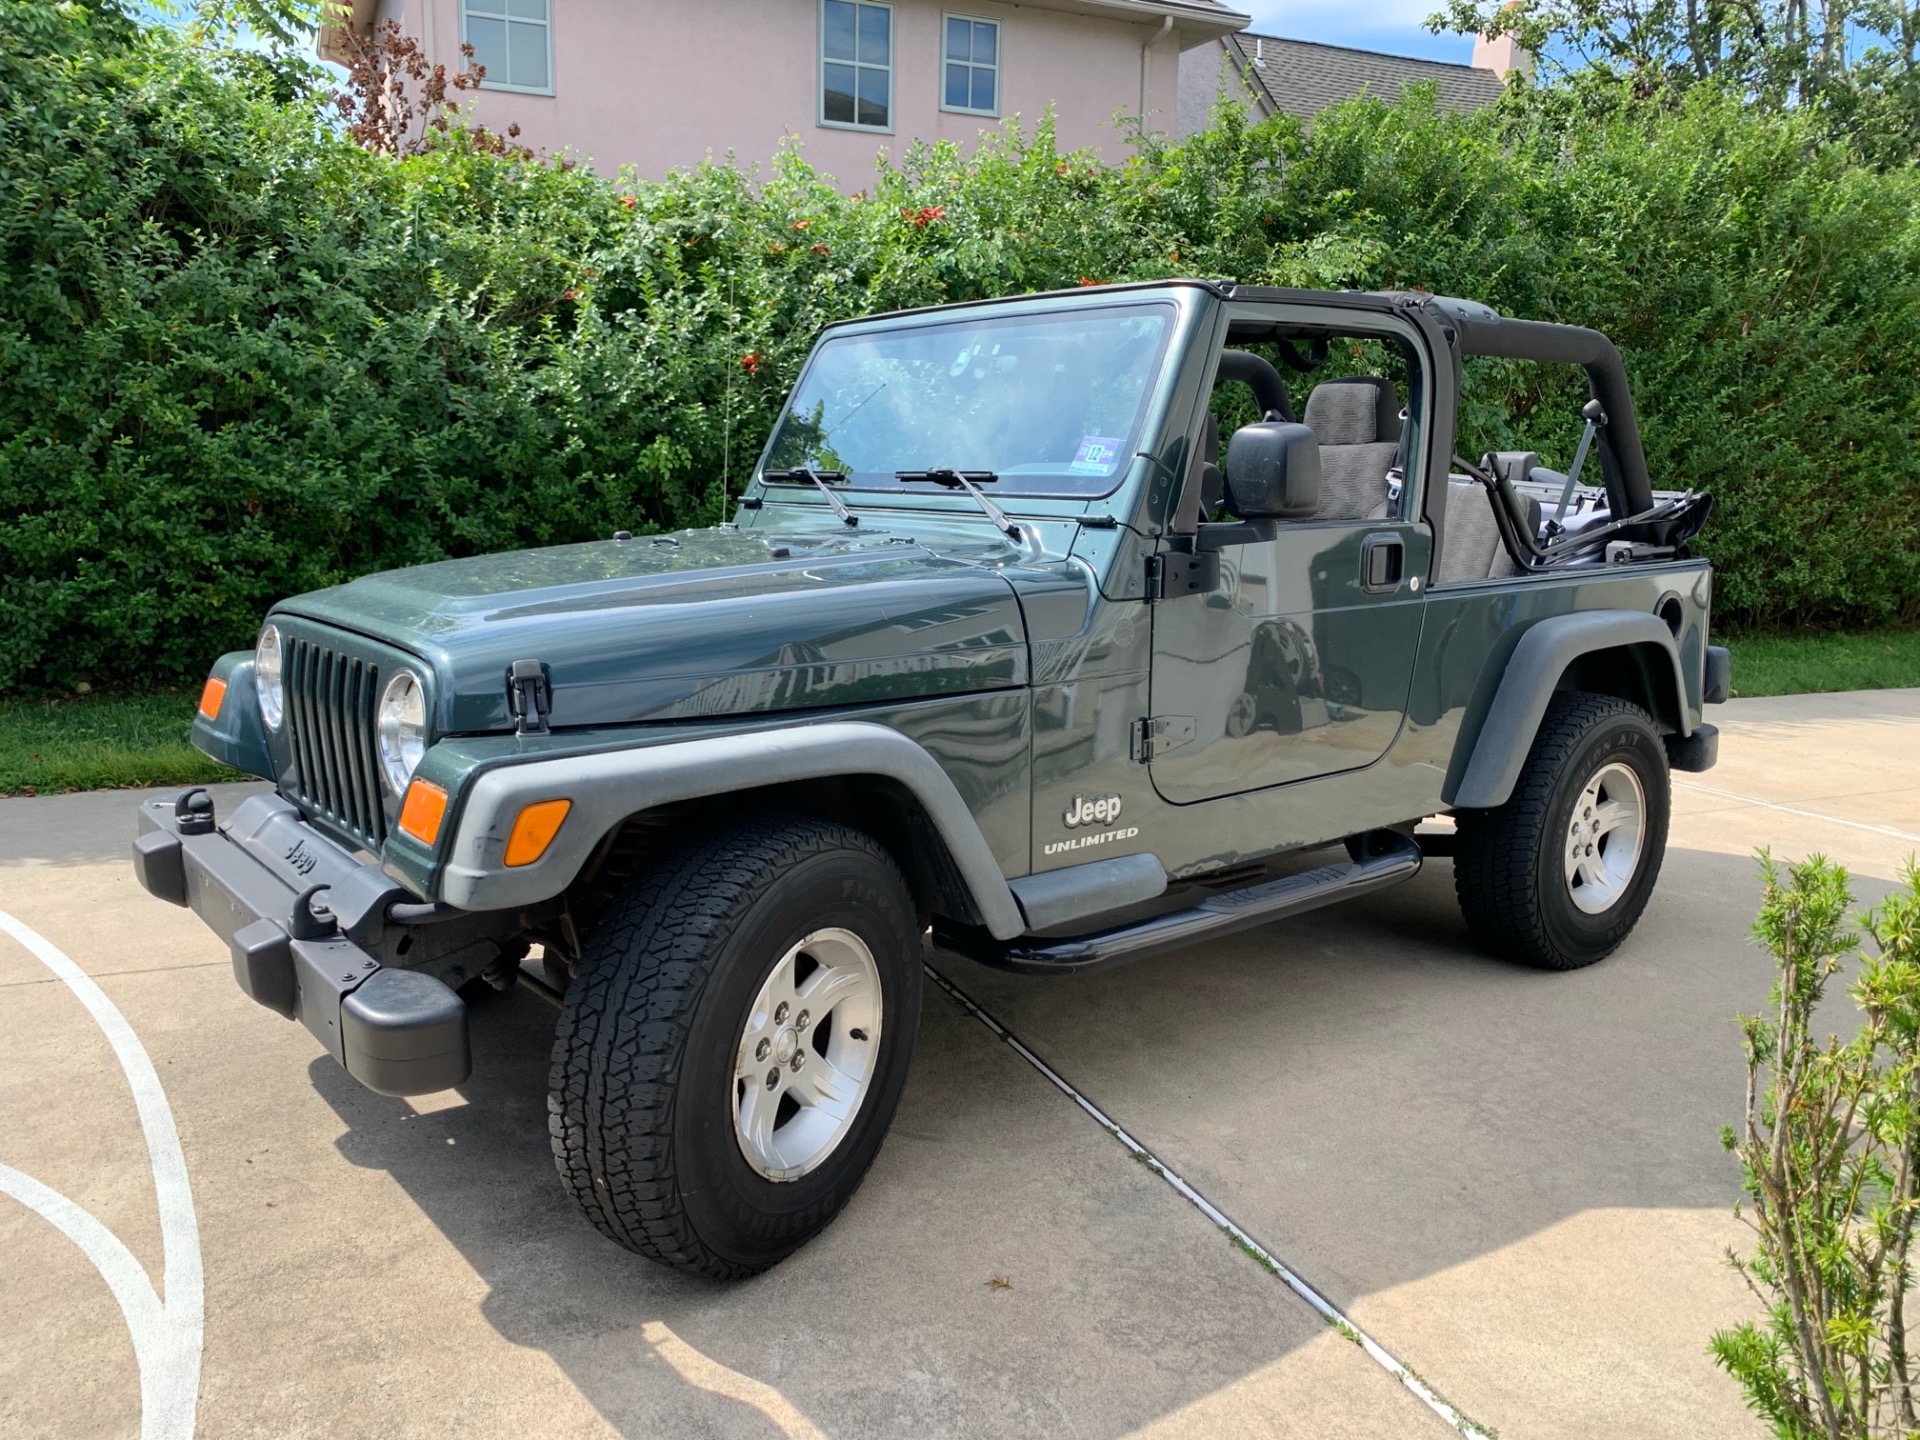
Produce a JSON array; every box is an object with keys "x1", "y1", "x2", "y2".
[{"x1": 752, "y1": 294, "x2": 1196, "y2": 504}]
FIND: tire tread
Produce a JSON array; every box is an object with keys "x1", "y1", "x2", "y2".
[
  {"x1": 547, "y1": 815, "x2": 907, "y2": 1278},
  {"x1": 1454, "y1": 691, "x2": 1666, "y2": 970}
]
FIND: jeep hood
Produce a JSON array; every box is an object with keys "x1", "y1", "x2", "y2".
[{"x1": 273, "y1": 527, "x2": 1029, "y2": 732}]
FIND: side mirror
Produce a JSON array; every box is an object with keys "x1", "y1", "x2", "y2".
[{"x1": 1224, "y1": 422, "x2": 1320, "y2": 520}]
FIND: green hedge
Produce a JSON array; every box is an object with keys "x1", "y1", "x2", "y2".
[{"x1": 4, "y1": 0, "x2": 1918, "y2": 691}]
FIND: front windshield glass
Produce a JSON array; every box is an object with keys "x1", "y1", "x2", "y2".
[{"x1": 762, "y1": 302, "x2": 1175, "y2": 497}]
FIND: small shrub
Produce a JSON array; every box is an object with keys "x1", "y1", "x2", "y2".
[{"x1": 1715, "y1": 852, "x2": 1920, "y2": 1437}]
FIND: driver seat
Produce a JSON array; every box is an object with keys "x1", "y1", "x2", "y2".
[{"x1": 1302, "y1": 377, "x2": 1402, "y2": 520}]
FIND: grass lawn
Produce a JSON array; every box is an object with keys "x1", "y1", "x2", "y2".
[
  {"x1": 0, "y1": 690, "x2": 243, "y2": 797},
  {"x1": 1723, "y1": 627, "x2": 1920, "y2": 699},
  {"x1": 0, "y1": 627, "x2": 1915, "y2": 796}
]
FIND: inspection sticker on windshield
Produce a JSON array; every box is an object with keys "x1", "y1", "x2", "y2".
[{"x1": 1069, "y1": 436, "x2": 1124, "y2": 475}]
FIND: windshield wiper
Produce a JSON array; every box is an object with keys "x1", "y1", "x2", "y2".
[
  {"x1": 895, "y1": 469, "x2": 1020, "y2": 540},
  {"x1": 761, "y1": 468, "x2": 859, "y2": 527}
]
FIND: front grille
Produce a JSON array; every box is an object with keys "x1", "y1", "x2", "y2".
[{"x1": 283, "y1": 636, "x2": 388, "y2": 852}]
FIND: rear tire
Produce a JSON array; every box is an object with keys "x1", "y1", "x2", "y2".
[
  {"x1": 1454, "y1": 692, "x2": 1670, "y2": 970},
  {"x1": 547, "y1": 815, "x2": 922, "y2": 1278}
]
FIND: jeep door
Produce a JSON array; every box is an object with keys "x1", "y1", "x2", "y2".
[{"x1": 1147, "y1": 303, "x2": 1436, "y2": 805}]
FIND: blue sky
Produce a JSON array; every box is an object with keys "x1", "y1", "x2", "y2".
[{"x1": 1238, "y1": 0, "x2": 1483, "y2": 65}]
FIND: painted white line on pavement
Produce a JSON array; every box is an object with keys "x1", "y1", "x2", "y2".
[
  {"x1": 1673, "y1": 781, "x2": 1920, "y2": 845},
  {"x1": 924, "y1": 963, "x2": 1493, "y2": 1438},
  {"x1": 0, "y1": 908, "x2": 203, "y2": 1440}
]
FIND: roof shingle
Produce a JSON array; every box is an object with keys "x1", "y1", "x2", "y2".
[{"x1": 1230, "y1": 33, "x2": 1504, "y2": 118}]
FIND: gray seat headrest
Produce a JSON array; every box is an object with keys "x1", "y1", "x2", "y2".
[{"x1": 1303, "y1": 377, "x2": 1403, "y2": 446}]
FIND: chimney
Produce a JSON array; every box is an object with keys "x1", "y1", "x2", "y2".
[{"x1": 1471, "y1": 4, "x2": 1534, "y2": 78}]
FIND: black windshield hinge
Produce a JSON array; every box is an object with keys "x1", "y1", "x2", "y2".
[
  {"x1": 1145, "y1": 546, "x2": 1220, "y2": 602},
  {"x1": 507, "y1": 659, "x2": 553, "y2": 736}
]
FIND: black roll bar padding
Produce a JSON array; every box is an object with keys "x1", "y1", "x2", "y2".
[
  {"x1": 1214, "y1": 349, "x2": 1294, "y2": 423},
  {"x1": 1446, "y1": 314, "x2": 1654, "y2": 520}
]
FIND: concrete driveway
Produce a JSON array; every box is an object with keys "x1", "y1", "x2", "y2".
[{"x1": 3, "y1": 689, "x2": 1916, "y2": 1439}]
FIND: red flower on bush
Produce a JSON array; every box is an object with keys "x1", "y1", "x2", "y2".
[
  {"x1": 1056, "y1": 164, "x2": 1071, "y2": 175},
  {"x1": 1078, "y1": 277, "x2": 1099, "y2": 287},
  {"x1": 563, "y1": 288, "x2": 580, "y2": 300},
  {"x1": 810, "y1": 242, "x2": 830, "y2": 255},
  {"x1": 621, "y1": 195, "x2": 637, "y2": 211},
  {"x1": 903, "y1": 205, "x2": 947, "y2": 228},
  {"x1": 792, "y1": 218, "x2": 812, "y2": 230},
  {"x1": 741, "y1": 352, "x2": 761, "y2": 375}
]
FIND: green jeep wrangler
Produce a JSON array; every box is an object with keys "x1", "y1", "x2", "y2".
[{"x1": 135, "y1": 281, "x2": 1727, "y2": 1277}]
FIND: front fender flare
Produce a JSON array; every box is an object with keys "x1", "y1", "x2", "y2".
[
  {"x1": 190, "y1": 651, "x2": 274, "y2": 781},
  {"x1": 1448, "y1": 610, "x2": 1690, "y2": 811},
  {"x1": 438, "y1": 721, "x2": 1027, "y2": 940}
]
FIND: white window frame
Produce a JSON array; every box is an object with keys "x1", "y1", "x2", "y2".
[
  {"x1": 939, "y1": 12, "x2": 1001, "y2": 118},
  {"x1": 818, "y1": 0, "x2": 895, "y2": 134},
  {"x1": 461, "y1": 0, "x2": 555, "y2": 97}
]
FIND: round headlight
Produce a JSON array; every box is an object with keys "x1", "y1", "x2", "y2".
[
  {"x1": 255, "y1": 624, "x2": 284, "y2": 731},
  {"x1": 377, "y1": 670, "x2": 427, "y2": 795}
]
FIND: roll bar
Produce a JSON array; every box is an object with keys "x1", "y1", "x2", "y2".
[{"x1": 1405, "y1": 298, "x2": 1655, "y2": 518}]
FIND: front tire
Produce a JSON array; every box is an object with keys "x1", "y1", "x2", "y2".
[
  {"x1": 1454, "y1": 692, "x2": 1670, "y2": 970},
  {"x1": 547, "y1": 815, "x2": 922, "y2": 1277}
]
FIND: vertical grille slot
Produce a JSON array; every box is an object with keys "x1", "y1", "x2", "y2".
[{"x1": 283, "y1": 635, "x2": 387, "y2": 852}]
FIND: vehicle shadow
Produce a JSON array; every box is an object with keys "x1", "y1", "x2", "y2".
[{"x1": 307, "y1": 953, "x2": 1369, "y2": 1438}]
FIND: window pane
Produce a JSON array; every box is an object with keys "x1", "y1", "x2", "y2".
[
  {"x1": 944, "y1": 62, "x2": 969, "y2": 107},
  {"x1": 823, "y1": 61, "x2": 857, "y2": 122},
  {"x1": 823, "y1": 0, "x2": 855, "y2": 61},
  {"x1": 856, "y1": 4, "x2": 888, "y2": 65},
  {"x1": 467, "y1": 14, "x2": 507, "y2": 78},
  {"x1": 945, "y1": 15, "x2": 968, "y2": 60},
  {"x1": 508, "y1": 20, "x2": 547, "y2": 87},
  {"x1": 856, "y1": 64, "x2": 888, "y2": 126},
  {"x1": 973, "y1": 20, "x2": 995, "y2": 64},
  {"x1": 465, "y1": 0, "x2": 507, "y2": 15},
  {"x1": 972, "y1": 65, "x2": 994, "y2": 112},
  {"x1": 505, "y1": 0, "x2": 545, "y2": 18}
]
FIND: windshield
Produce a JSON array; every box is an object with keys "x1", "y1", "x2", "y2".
[{"x1": 762, "y1": 302, "x2": 1175, "y2": 497}]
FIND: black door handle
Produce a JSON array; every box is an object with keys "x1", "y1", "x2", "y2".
[{"x1": 1361, "y1": 533, "x2": 1405, "y2": 593}]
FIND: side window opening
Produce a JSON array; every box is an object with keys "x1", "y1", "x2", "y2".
[{"x1": 1206, "y1": 330, "x2": 1422, "y2": 525}]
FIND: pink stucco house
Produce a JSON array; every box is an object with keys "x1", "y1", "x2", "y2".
[{"x1": 320, "y1": 0, "x2": 1252, "y2": 180}]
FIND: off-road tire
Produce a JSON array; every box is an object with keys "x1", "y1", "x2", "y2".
[
  {"x1": 1454, "y1": 692, "x2": 1670, "y2": 970},
  {"x1": 547, "y1": 814, "x2": 922, "y2": 1278}
]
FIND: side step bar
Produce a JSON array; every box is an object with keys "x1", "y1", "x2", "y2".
[{"x1": 937, "y1": 831, "x2": 1423, "y2": 976}]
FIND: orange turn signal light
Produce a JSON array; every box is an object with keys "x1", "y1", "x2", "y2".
[
  {"x1": 504, "y1": 799, "x2": 572, "y2": 867},
  {"x1": 197, "y1": 676, "x2": 227, "y2": 719},
  {"x1": 398, "y1": 779, "x2": 449, "y2": 847}
]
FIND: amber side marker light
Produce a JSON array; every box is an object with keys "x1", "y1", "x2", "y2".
[
  {"x1": 505, "y1": 799, "x2": 572, "y2": 867},
  {"x1": 398, "y1": 780, "x2": 449, "y2": 847},
  {"x1": 197, "y1": 677, "x2": 227, "y2": 719}
]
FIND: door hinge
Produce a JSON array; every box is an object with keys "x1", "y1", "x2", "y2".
[
  {"x1": 1144, "y1": 549, "x2": 1219, "y2": 602},
  {"x1": 1132, "y1": 715, "x2": 1195, "y2": 762}
]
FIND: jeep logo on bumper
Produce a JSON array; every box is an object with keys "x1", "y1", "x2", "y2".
[{"x1": 1063, "y1": 793, "x2": 1123, "y2": 829}]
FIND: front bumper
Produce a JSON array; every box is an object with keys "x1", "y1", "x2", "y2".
[{"x1": 133, "y1": 790, "x2": 469, "y2": 1096}]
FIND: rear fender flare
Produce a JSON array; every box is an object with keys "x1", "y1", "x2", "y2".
[
  {"x1": 437, "y1": 721, "x2": 1027, "y2": 940},
  {"x1": 1447, "y1": 610, "x2": 1690, "y2": 811}
]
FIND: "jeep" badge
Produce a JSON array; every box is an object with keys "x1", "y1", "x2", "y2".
[{"x1": 1063, "y1": 793, "x2": 1123, "y2": 829}]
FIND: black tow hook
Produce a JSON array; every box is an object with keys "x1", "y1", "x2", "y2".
[
  {"x1": 288, "y1": 883, "x2": 336, "y2": 939},
  {"x1": 174, "y1": 788, "x2": 216, "y2": 835}
]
